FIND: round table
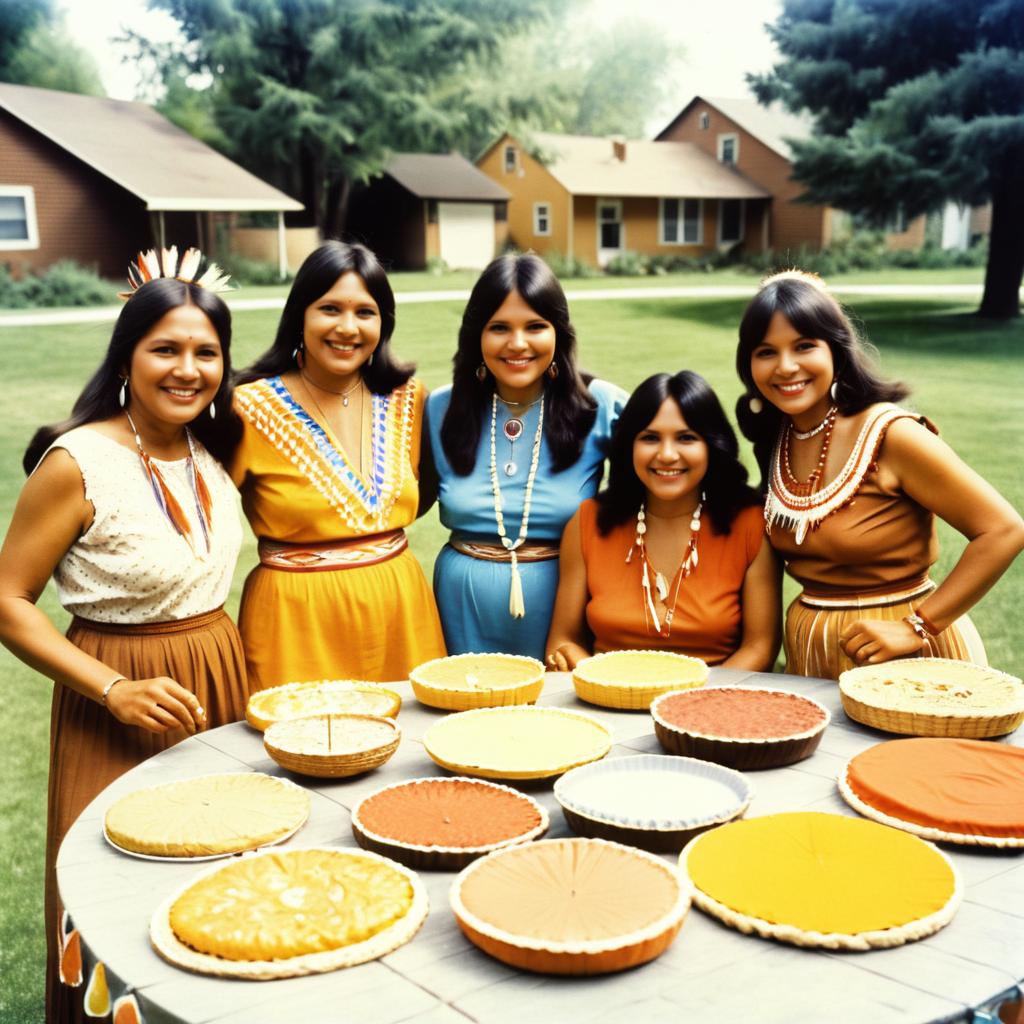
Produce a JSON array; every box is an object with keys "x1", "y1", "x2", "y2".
[{"x1": 58, "y1": 668, "x2": 1024, "y2": 1024}]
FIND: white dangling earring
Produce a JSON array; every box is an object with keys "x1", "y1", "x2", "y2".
[
  {"x1": 208, "y1": 399, "x2": 216, "y2": 420},
  {"x1": 368, "y1": 351, "x2": 374, "y2": 367},
  {"x1": 118, "y1": 377, "x2": 128, "y2": 408},
  {"x1": 830, "y1": 379, "x2": 839, "y2": 401},
  {"x1": 748, "y1": 394, "x2": 763, "y2": 414}
]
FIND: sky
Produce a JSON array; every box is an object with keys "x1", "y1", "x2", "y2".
[{"x1": 60, "y1": 0, "x2": 783, "y2": 132}]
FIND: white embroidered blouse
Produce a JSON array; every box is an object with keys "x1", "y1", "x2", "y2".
[{"x1": 44, "y1": 427, "x2": 243, "y2": 623}]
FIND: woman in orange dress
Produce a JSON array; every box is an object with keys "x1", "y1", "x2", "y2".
[
  {"x1": 734, "y1": 270, "x2": 1024, "y2": 679},
  {"x1": 232, "y1": 241, "x2": 445, "y2": 688},
  {"x1": 546, "y1": 371, "x2": 780, "y2": 671}
]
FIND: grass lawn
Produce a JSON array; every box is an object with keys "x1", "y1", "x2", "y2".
[{"x1": 0, "y1": 291, "x2": 1021, "y2": 1021}]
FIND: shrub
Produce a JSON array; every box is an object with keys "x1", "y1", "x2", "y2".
[
  {"x1": 215, "y1": 254, "x2": 290, "y2": 286},
  {"x1": 543, "y1": 250, "x2": 598, "y2": 279},
  {"x1": 0, "y1": 265, "x2": 29, "y2": 309},
  {"x1": 0, "y1": 260, "x2": 112, "y2": 308},
  {"x1": 425, "y1": 255, "x2": 449, "y2": 276},
  {"x1": 604, "y1": 250, "x2": 650, "y2": 276}
]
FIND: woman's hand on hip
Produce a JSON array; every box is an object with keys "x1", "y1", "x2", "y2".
[
  {"x1": 105, "y1": 677, "x2": 206, "y2": 734},
  {"x1": 840, "y1": 618, "x2": 924, "y2": 666}
]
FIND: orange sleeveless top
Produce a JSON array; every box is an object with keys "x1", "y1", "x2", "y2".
[{"x1": 578, "y1": 499, "x2": 764, "y2": 665}]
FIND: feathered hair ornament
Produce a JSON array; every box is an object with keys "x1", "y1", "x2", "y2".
[{"x1": 119, "y1": 246, "x2": 233, "y2": 299}]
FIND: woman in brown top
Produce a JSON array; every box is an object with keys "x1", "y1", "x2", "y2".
[{"x1": 735, "y1": 271, "x2": 1024, "y2": 679}]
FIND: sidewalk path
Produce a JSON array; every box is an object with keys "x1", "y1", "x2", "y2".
[{"x1": 0, "y1": 282, "x2": 992, "y2": 328}]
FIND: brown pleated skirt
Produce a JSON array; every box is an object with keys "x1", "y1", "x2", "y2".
[
  {"x1": 46, "y1": 608, "x2": 249, "y2": 1024},
  {"x1": 784, "y1": 591, "x2": 987, "y2": 681}
]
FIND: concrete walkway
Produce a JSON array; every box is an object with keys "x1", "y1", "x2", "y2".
[{"x1": 0, "y1": 282, "x2": 992, "y2": 329}]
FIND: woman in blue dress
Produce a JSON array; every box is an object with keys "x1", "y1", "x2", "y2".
[{"x1": 426, "y1": 253, "x2": 625, "y2": 660}]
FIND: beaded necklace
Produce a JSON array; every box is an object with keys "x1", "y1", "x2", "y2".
[{"x1": 489, "y1": 392, "x2": 544, "y2": 618}]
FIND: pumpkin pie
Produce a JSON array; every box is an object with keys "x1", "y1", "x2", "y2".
[
  {"x1": 451, "y1": 837, "x2": 690, "y2": 974},
  {"x1": 840, "y1": 737, "x2": 1024, "y2": 846},
  {"x1": 151, "y1": 847, "x2": 428, "y2": 978},
  {"x1": 410, "y1": 653, "x2": 545, "y2": 710},
  {"x1": 246, "y1": 680, "x2": 401, "y2": 731},
  {"x1": 352, "y1": 777, "x2": 548, "y2": 869},
  {"x1": 652, "y1": 687, "x2": 829, "y2": 769},
  {"x1": 104, "y1": 773, "x2": 310, "y2": 858},
  {"x1": 573, "y1": 649, "x2": 708, "y2": 710},
  {"x1": 681, "y1": 811, "x2": 961, "y2": 949},
  {"x1": 424, "y1": 706, "x2": 611, "y2": 780}
]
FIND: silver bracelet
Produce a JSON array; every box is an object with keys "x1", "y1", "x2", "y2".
[{"x1": 101, "y1": 676, "x2": 127, "y2": 706}]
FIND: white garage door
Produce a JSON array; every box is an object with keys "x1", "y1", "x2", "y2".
[{"x1": 438, "y1": 202, "x2": 495, "y2": 269}]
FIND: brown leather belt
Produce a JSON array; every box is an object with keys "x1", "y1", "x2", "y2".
[
  {"x1": 258, "y1": 529, "x2": 408, "y2": 572},
  {"x1": 449, "y1": 538, "x2": 560, "y2": 563}
]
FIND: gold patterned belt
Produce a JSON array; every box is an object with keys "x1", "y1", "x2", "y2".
[
  {"x1": 449, "y1": 538, "x2": 560, "y2": 563},
  {"x1": 799, "y1": 577, "x2": 934, "y2": 610},
  {"x1": 259, "y1": 530, "x2": 408, "y2": 572}
]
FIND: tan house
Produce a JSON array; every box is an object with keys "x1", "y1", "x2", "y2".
[
  {"x1": 657, "y1": 96, "x2": 926, "y2": 253},
  {"x1": 477, "y1": 131, "x2": 771, "y2": 268},
  {"x1": 0, "y1": 81, "x2": 303, "y2": 279}
]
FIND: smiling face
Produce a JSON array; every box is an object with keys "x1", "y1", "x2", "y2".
[
  {"x1": 302, "y1": 272, "x2": 382, "y2": 388},
  {"x1": 480, "y1": 289, "x2": 557, "y2": 404},
  {"x1": 632, "y1": 398, "x2": 708, "y2": 515},
  {"x1": 126, "y1": 303, "x2": 223, "y2": 430},
  {"x1": 750, "y1": 310, "x2": 835, "y2": 429}
]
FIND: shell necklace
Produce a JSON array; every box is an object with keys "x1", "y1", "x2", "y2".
[{"x1": 489, "y1": 392, "x2": 544, "y2": 618}]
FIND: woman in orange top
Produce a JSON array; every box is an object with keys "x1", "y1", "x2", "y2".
[{"x1": 546, "y1": 371, "x2": 780, "y2": 670}]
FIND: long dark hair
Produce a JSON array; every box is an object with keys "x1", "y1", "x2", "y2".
[
  {"x1": 235, "y1": 240, "x2": 414, "y2": 393},
  {"x1": 735, "y1": 271, "x2": 910, "y2": 483},
  {"x1": 596, "y1": 371, "x2": 760, "y2": 536},
  {"x1": 440, "y1": 253, "x2": 597, "y2": 474},
  {"x1": 23, "y1": 278, "x2": 240, "y2": 474}
]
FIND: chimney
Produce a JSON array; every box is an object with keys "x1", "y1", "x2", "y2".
[{"x1": 612, "y1": 139, "x2": 626, "y2": 162}]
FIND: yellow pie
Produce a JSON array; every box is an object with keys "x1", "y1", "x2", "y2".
[
  {"x1": 246, "y1": 680, "x2": 401, "y2": 731},
  {"x1": 682, "y1": 811, "x2": 961, "y2": 949},
  {"x1": 410, "y1": 653, "x2": 545, "y2": 710},
  {"x1": 573, "y1": 650, "x2": 708, "y2": 710},
  {"x1": 104, "y1": 773, "x2": 310, "y2": 858}
]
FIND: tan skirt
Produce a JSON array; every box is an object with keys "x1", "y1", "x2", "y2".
[
  {"x1": 46, "y1": 608, "x2": 249, "y2": 1024},
  {"x1": 785, "y1": 586, "x2": 987, "y2": 681}
]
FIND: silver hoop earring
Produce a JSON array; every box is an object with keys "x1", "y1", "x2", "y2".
[
  {"x1": 830, "y1": 380, "x2": 839, "y2": 401},
  {"x1": 292, "y1": 339, "x2": 303, "y2": 364},
  {"x1": 118, "y1": 377, "x2": 128, "y2": 408},
  {"x1": 476, "y1": 363, "x2": 488, "y2": 382},
  {"x1": 748, "y1": 394, "x2": 763, "y2": 414},
  {"x1": 209, "y1": 400, "x2": 217, "y2": 420}
]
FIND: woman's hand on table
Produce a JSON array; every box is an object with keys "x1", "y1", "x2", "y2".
[
  {"x1": 546, "y1": 643, "x2": 589, "y2": 672},
  {"x1": 104, "y1": 677, "x2": 206, "y2": 734},
  {"x1": 840, "y1": 618, "x2": 924, "y2": 666}
]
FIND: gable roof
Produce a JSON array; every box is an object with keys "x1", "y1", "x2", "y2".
[
  {"x1": 385, "y1": 152, "x2": 509, "y2": 202},
  {"x1": 656, "y1": 95, "x2": 812, "y2": 161},
  {"x1": 527, "y1": 132, "x2": 769, "y2": 199},
  {"x1": 0, "y1": 81, "x2": 302, "y2": 212}
]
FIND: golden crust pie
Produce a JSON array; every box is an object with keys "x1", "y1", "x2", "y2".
[
  {"x1": 410, "y1": 653, "x2": 545, "y2": 710},
  {"x1": 573, "y1": 650, "x2": 707, "y2": 710},
  {"x1": 104, "y1": 773, "x2": 310, "y2": 858},
  {"x1": 246, "y1": 680, "x2": 401, "y2": 731}
]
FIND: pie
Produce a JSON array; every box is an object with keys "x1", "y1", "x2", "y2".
[
  {"x1": 840, "y1": 737, "x2": 1024, "y2": 846},
  {"x1": 151, "y1": 847, "x2": 428, "y2": 978},
  {"x1": 451, "y1": 837, "x2": 690, "y2": 974},
  {"x1": 681, "y1": 811, "x2": 961, "y2": 949},
  {"x1": 263, "y1": 714, "x2": 401, "y2": 778},
  {"x1": 352, "y1": 777, "x2": 548, "y2": 868},
  {"x1": 651, "y1": 686, "x2": 829, "y2": 769},
  {"x1": 410, "y1": 653, "x2": 545, "y2": 711},
  {"x1": 246, "y1": 680, "x2": 402, "y2": 731},
  {"x1": 104, "y1": 773, "x2": 310, "y2": 858},
  {"x1": 572, "y1": 649, "x2": 708, "y2": 710}
]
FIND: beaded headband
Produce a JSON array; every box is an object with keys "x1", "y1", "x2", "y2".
[{"x1": 119, "y1": 246, "x2": 232, "y2": 299}]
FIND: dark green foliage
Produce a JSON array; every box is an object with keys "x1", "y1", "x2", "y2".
[{"x1": 0, "y1": 261, "x2": 112, "y2": 307}]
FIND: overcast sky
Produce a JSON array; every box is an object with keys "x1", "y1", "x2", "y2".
[{"x1": 61, "y1": 0, "x2": 783, "y2": 131}]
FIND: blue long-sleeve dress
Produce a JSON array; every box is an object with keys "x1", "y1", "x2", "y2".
[{"x1": 426, "y1": 379, "x2": 626, "y2": 660}]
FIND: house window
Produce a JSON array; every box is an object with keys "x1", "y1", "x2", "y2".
[
  {"x1": 0, "y1": 186, "x2": 39, "y2": 250},
  {"x1": 598, "y1": 201, "x2": 622, "y2": 251},
  {"x1": 718, "y1": 199, "x2": 745, "y2": 245},
  {"x1": 504, "y1": 144, "x2": 517, "y2": 173},
  {"x1": 495, "y1": 201, "x2": 508, "y2": 223},
  {"x1": 660, "y1": 198, "x2": 702, "y2": 245},
  {"x1": 427, "y1": 200, "x2": 438, "y2": 224},
  {"x1": 699, "y1": 112, "x2": 710, "y2": 130},
  {"x1": 533, "y1": 202, "x2": 551, "y2": 236},
  {"x1": 717, "y1": 133, "x2": 739, "y2": 165},
  {"x1": 887, "y1": 206, "x2": 909, "y2": 234}
]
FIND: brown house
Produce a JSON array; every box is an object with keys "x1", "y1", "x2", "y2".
[
  {"x1": 0, "y1": 81, "x2": 302, "y2": 280},
  {"x1": 657, "y1": 96, "x2": 926, "y2": 253},
  {"x1": 477, "y1": 131, "x2": 771, "y2": 268},
  {"x1": 347, "y1": 153, "x2": 510, "y2": 270}
]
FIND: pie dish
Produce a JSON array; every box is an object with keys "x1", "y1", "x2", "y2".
[
  {"x1": 651, "y1": 686, "x2": 829, "y2": 770},
  {"x1": 572, "y1": 649, "x2": 708, "y2": 710},
  {"x1": 839, "y1": 658, "x2": 1024, "y2": 738},
  {"x1": 839, "y1": 737, "x2": 1024, "y2": 847},
  {"x1": 424, "y1": 706, "x2": 611, "y2": 780},
  {"x1": 410, "y1": 653, "x2": 545, "y2": 711},
  {"x1": 681, "y1": 811, "x2": 961, "y2": 950},
  {"x1": 555, "y1": 754, "x2": 751, "y2": 852},
  {"x1": 351, "y1": 777, "x2": 549, "y2": 869},
  {"x1": 264, "y1": 714, "x2": 401, "y2": 778},
  {"x1": 104, "y1": 773, "x2": 310, "y2": 859},
  {"x1": 450, "y1": 837, "x2": 690, "y2": 974},
  {"x1": 151, "y1": 847, "x2": 428, "y2": 978},
  {"x1": 246, "y1": 680, "x2": 402, "y2": 731}
]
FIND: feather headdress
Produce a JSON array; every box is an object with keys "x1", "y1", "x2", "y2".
[{"x1": 120, "y1": 246, "x2": 233, "y2": 299}]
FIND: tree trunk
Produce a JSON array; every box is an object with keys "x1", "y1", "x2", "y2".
[
  {"x1": 323, "y1": 175, "x2": 352, "y2": 240},
  {"x1": 978, "y1": 155, "x2": 1024, "y2": 319}
]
